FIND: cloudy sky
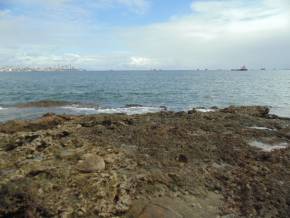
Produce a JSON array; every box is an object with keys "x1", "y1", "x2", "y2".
[{"x1": 0, "y1": 0, "x2": 289, "y2": 69}]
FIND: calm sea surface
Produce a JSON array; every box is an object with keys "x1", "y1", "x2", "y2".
[{"x1": 0, "y1": 70, "x2": 290, "y2": 121}]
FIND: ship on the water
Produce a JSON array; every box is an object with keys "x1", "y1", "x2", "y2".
[{"x1": 231, "y1": 65, "x2": 248, "y2": 71}]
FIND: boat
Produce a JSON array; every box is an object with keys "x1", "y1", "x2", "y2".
[{"x1": 231, "y1": 65, "x2": 248, "y2": 71}]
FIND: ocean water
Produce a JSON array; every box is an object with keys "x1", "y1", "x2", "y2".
[{"x1": 0, "y1": 70, "x2": 290, "y2": 122}]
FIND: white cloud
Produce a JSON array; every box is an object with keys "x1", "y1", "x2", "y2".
[
  {"x1": 0, "y1": 0, "x2": 289, "y2": 69},
  {"x1": 129, "y1": 56, "x2": 152, "y2": 67},
  {"x1": 119, "y1": 0, "x2": 290, "y2": 69}
]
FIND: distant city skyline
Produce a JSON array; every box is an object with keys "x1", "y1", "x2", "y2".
[{"x1": 0, "y1": 0, "x2": 290, "y2": 70}]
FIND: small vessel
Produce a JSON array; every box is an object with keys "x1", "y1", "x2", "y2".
[
  {"x1": 231, "y1": 65, "x2": 248, "y2": 71},
  {"x1": 260, "y1": 67, "x2": 266, "y2": 71}
]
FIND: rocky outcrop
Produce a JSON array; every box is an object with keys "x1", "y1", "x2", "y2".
[
  {"x1": 0, "y1": 107, "x2": 289, "y2": 217},
  {"x1": 221, "y1": 106, "x2": 270, "y2": 117}
]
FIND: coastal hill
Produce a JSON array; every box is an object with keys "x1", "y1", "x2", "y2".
[{"x1": 0, "y1": 106, "x2": 289, "y2": 217}]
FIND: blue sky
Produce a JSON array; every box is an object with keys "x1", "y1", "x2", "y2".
[{"x1": 0, "y1": 0, "x2": 290, "y2": 69}]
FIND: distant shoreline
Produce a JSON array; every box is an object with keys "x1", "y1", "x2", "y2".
[{"x1": 1, "y1": 69, "x2": 290, "y2": 73}]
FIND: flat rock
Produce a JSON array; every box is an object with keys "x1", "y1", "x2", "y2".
[
  {"x1": 138, "y1": 204, "x2": 182, "y2": 218},
  {"x1": 221, "y1": 106, "x2": 269, "y2": 117},
  {"x1": 76, "y1": 154, "x2": 105, "y2": 173}
]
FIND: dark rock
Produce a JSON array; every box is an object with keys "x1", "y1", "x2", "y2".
[
  {"x1": 4, "y1": 143, "x2": 19, "y2": 151},
  {"x1": 125, "y1": 104, "x2": 143, "y2": 108},
  {"x1": 188, "y1": 109, "x2": 197, "y2": 114},
  {"x1": 221, "y1": 106, "x2": 270, "y2": 117},
  {"x1": 102, "y1": 120, "x2": 112, "y2": 126},
  {"x1": 160, "y1": 106, "x2": 167, "y2": 111},
  {"x1": 0, "y1": 181, "x2": 53, "y2": 218},
  {"x1": 56, "y1": 131, "x2": 70, "y2": 138},
  {"x1": 176, "y1": 154, "x2": 188, "y2": 163}
]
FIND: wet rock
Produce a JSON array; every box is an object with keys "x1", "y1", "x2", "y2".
[
  {"x1": 176, "y1": 154, "x2": 188, "y2": 163},
  {"x1": 125, "y1": 104, "x2": 143, "y2": 108},
  {"x1": 138, "y1": 204, "x2": 182, "y2": 218},
  {"x1": 4, "y1": 143, "x2": 19, "y2": 151},
  {"x1": 102, "y1": 120, "x2": 112, "y2": 126},
  {"x1": 221, "y1": 106, "x2": 270, "y2": 117},
  {"x1": 76, "y1": 154, "x2": 105, "y2": 173},
  {"x1": 42, "y1": 112, "x2": 56, "y2": 117},
  {"x1": 188, "y1": 109, "x2": 197, "y2": 114},
  {"x1": 56, "y1": 130, "x2": 70, "y2": 138},
  {"x1": 175, "y1": 111, "x2": 186, "y2": 116}
]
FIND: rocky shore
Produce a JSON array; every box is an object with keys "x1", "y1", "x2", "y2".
[{"x1": 0, "y1": 106, "x2": 289, "y2": 217}]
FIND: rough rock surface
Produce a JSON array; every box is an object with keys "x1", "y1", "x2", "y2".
[
  {"x1": 0, "y1": 106, "x2": 289, "y2": 217},
  {"x1": 76, "y1": 153, "x2": 106, "y2": 173}
]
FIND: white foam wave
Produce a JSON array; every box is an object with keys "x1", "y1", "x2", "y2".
[
  {"x1": 0, "y1": 106, "x2": 7, "y2": 110},
  {"x1": 61, "y1": 106, "x2": 162, "y2": 115},
  {"x1": 196, "y1": 108, "x2": 216, "y2": 112},
  {"x1": 96, "y1": 107, "x2": 162, "y2": 115},
  {"x1": 61, "y1": 106, "x2": 98, "y2": 112}
]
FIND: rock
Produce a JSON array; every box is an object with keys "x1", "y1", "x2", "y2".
[
  {"x1": 102, "y1": 120, "x2": 112, "y2": 126},
  {"x1": 188, "y1": 109, "x2": 197, "y2": 114},
  {"x1": 176, "y1": 154, "x2": 188, "y2": 163},
  {"x1": 138, "y1": 204, "x2": 182, "y2": 218},
  {"x1": 1, "y1": 105, "x2": 289, "y2": 218},
  {"x1": 221, "y1": 106, "x2": 270, "y2": 117},
  {"x1": 76, "y1": 154, "x2": 105, "y2": 173},
  {"x1": 125, "y1": 104, "x2": 143, "y2": 108},
  {"x1": 175, "y1": 111, "x2": 186, "y2": 116}
]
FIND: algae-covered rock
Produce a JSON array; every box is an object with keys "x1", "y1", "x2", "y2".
[
  {"x1": 0, "y1": 106, "x2": 289, "y2": 217},
  {"x1": 221, "y1": 106, "x2": 270, "y2": 117},
  {"x1": 76, "y1": 154, "x2": 106, "y2": 173}
]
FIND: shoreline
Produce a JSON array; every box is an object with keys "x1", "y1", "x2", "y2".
[
  {"x1": 0, "y1": 106, "x2": 289, "y2": 217},
  {"x1": 1, "y1": 100, "x2": 290, "y2": 123}
]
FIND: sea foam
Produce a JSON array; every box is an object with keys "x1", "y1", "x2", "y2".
[
  {"x1": 61, "y1": 105, "x2": 162, "y2": 115},
  {"x1": 195, "y1": 108, "x2": 216, "y2": 112}
]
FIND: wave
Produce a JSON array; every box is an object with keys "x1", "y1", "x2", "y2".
[
  {"x1": 0, "y1": 106, "x2": 7, "y2": 110},
  {"x1": 61, "y1": 105, "x2": 163, "y2": 115},
  {"x1": 195, "y1": 108, "x2": 217, "y2": 112},
  {"x1": 61, "y1": 106, "x2": 98, "y2": 112}
]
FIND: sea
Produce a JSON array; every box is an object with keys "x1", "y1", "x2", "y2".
[{"x1": 0, "y1": 70, "x2": 289, "y2": 122}]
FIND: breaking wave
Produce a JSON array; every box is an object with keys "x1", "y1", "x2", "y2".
[{"x1": 61, "y1": 105, "x2": 163, "y2": 115}]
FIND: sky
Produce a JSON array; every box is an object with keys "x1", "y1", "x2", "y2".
[{"x1": 0, "y1": 0, "x2": 290, "y2": 70}]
